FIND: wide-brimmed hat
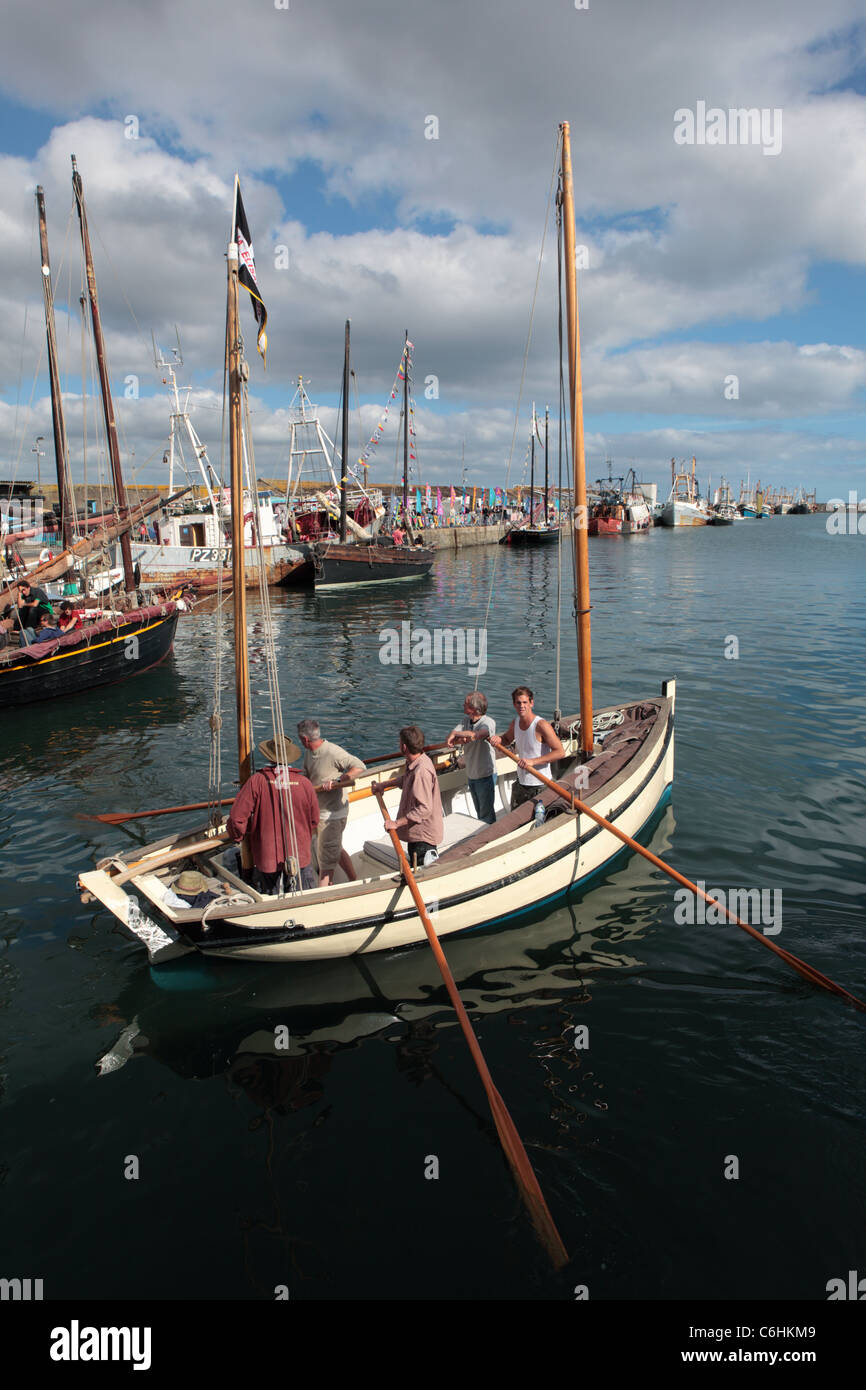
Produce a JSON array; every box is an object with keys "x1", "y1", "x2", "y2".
[
  {"x1": 258, "y1": 734, "x2": 301, "y2": 765},
  {"x1": 174, "y1": 870, "x2": 209, "y2": 895}
]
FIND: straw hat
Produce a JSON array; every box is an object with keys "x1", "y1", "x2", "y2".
[
  {"x1": 174, "y1": 870, "x2": 209, "y2": 895},
  {"x1": 258, "y1": 734, "x2": 301, "y2": 765}
]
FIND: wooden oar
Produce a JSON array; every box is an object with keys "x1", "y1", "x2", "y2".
[
  {"x1": 83, "y1": 745, "x2": 454, "y2": 824},
  {"x1": 373, "y1": 791, "x2": 569, "y2": 1269},
  {"x1": 83, "y1": 797, "x2": 236, "y2": 826},
  {"x1": 496, "y1": 746, "x2": 866, "y2": 1013}
]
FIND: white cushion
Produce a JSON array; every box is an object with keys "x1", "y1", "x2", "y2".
[{"x1": 363, "y1": 811, "x2": 482, "y2": 870}]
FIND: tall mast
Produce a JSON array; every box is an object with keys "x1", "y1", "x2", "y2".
[
  {"x1": 544, "y1": 405, "x2": 550, "y2": 525},
  {"x1": 402, "y1": 329, "x2": 409, "y2": 517},
  {"x1": 36, "y1": 187, "x2": 75, "y2": 550},
  {"x1": 530, "y1": 406, "x2": 536, "y2": 523},
  {"x1": 71, "y1": 156, "x2": 136, "y2": 594},
  {"x1": 560, "y1": 121, "x2": 593, "y2": 755},
  {"x1": 339, "y1": 320, "x2": 349, "y2": 543},
  {"x1": 227, "y1": 222, "x2": 253, "y2": 838}
]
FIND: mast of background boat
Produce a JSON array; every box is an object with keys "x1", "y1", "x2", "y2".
[
  {"x1": 71, "y1": 156, "x2": 136, "y2": 595},
  {"x1": 339, "y1": 320, "x2": 349, "y2": 543},
  {"x1": 560, "y1": 121, "x2": 594, "y2": 755},
  {"x1": 402, "y1": 329, "x2": 409, "y2": 519},
  {"x1": 36, "y1": 187, "x2": 75, "y2": 550},
  {"x1": 544, "y1": 405, "x2": 549, "y2": 527},
  {"x1": 227, "y1": 183, "x2": 253, "y2": 864},
  {"x1": 529, "y1": 406, "x2": 535, "y2": 525}
]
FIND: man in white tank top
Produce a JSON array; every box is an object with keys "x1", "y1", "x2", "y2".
[{"x1": 491, "y1": 686, "x2": 565, "y2": 811}]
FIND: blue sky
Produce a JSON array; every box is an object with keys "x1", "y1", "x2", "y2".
[{"x1": 1, "y1": 0, "x2": 865, "y2": 494}]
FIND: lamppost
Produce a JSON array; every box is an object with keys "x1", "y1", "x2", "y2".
[{"x1": 32, "y1": 435, "x2": 45, "y2": 490}]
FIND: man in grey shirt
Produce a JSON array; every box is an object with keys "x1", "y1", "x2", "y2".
[
  {"x1": 446, "y1": 691, "x2": 497, "y2": 824},
  {"x1": 297, "y1": 718, "x2": 366, "y2": 885}
]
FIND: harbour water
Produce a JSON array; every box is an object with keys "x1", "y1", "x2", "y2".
[{"x1": 2, "y1": 514, "x2": 864, "y2": 1301}]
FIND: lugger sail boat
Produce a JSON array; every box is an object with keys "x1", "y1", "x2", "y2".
[
  {"x1": 78, "y1": 127, "x2": 676, "y2": 966},
  {"x1": 310, "y1": 327, "x2": 435, "y2": 589},
  {"x1": 0, "y1": 162, "x2": 180, "y2": 708}
]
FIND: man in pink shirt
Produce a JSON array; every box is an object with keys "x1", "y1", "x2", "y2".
[{"x1": 373, "y1": 725, "x2": 443, "y2": 868}]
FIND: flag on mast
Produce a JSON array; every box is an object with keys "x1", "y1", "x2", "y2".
[{"x1": 233, "y1": 180, "x2": 268, "y2": 365}]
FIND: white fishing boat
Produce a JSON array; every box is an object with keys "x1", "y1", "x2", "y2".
[
  {"x1": 659, "y1": 457, "x2": 711, "y2": 526},
  {"x1": 77, "y1": 129, "x2": 676, "y2": 967}
]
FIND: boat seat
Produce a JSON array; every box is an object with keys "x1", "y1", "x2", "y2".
[{"x1": 362, "y1": 811, "x2": 483, "y2": 870}]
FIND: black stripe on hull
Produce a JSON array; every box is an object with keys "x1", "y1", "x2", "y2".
[{"x1": 0, "y1": 612, "x2": 180, "y2": 707}]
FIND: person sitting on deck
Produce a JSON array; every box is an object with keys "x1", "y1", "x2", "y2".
[
  {"x1": 57, "y1": 601, "x2": 83, "y2": 633},
  {"x1": 391, "y1": 525, "x2": 405, "y2": 546},
  {"x1": 446, "y1": 691, "x2": 497, "y2": 824},
  {"x1": 34, "y1": 611, "x2": 65, "y2": 643},
  {"x1": 297, "y1": 718, "x2": 366, "y2": 886},
  {"x1": 372, "y1": 725, "x2": 443, "y2": 868},
  {"x1": 0, "y1": 616, "x2": 15, "y2": 650},
  {"x1": 490, "y1": 686, "x2": 565, "y2": 811},
  {"x1": 15, "y1": 581, "x2": 53, "y2": 630},
  {"x1": 226, "y1": 734, "x2": 320, "y2": 896}
]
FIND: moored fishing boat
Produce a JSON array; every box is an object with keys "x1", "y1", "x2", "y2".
[
  {"x1": 588, "y1": 466, "x2": 651, "y2": 535},
  {"x1": 78, "y1": 126, "x2": 676, "y2": 967},
  {"x1": 508, "y1": 406, "x2": 560, "y2": 546},
  {"x1": 660, "y1": 457, "x2": 711, "y2": 526}
]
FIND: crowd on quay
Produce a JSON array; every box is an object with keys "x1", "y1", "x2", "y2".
[{"x1": 219, "y1": 687, "x2": 564, "y2": 897}]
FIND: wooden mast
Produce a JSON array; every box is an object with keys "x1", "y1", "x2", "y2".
[
  {"x1": 71, "y1": 156, "x2": 136, "y2": 595},
  {"x1": 544, "y1": 405, "x2": 550, "y2": 526},
  {"x1": 227, "y1": 208, "x2": 253, "y2": 859},
  {"x1": 402, "y1": 329, "x2": 409, "y2": 518},
  {"x1": 36, "y1": 187, "x2": 75, "y2": 550},
  {"x1": 339, "y1": 320, "x2": 349, "y2": 543},
  {"x1": 560, "y1": 121, "x2": 594, "y2": 755},
  {"x1": 529, "y1": 407, "x2": 535, "y2": 523}
]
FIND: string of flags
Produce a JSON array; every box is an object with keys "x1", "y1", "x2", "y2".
[{"x1": 352, "y1": 340, "x2": 416, "y2": 487}]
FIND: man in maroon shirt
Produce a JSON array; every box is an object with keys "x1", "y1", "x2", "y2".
[{"x1": 226, "y1": 734, "x2": 320, "y2": 895}]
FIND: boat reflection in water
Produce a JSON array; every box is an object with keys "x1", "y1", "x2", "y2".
[{"x1": 94, "y1": 802, "x2": 675, "y2": 1090}]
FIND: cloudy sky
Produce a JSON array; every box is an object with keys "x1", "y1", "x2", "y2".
[{"x1": 2, "y1": 0, "x2": 865, "y2": 497}]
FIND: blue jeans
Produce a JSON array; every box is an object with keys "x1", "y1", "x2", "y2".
[{"x1": 468, "y1": 775, "x2": 496, "y2": 824}]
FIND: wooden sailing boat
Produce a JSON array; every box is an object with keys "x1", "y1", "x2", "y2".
[
  {"x1": 79, "y1": 126, "x2": 675, "y2": 965},
  {"x1": 310, "y1": 327, "x2": 434, "y2": 588},
  {"x1": 509, "y1": 406, "x2": 560, "y2": 546},
  {"x1": 0, "y1": 162, "x2": 180, "y2": 707}
]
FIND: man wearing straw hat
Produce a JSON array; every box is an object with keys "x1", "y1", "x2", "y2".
[{"x1": 226, "y1": 734, "x2": 319, "y2": 895}]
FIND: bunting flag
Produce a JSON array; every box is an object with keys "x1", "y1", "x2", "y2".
[
  {"x1": 416, "y1": 488, "x2": 422, "y2": 511},
  {"x1": 425, "y1": 483, "x2": 431, "y2": 507},
  {"x1": 488, "y1": 487, "x2": 495, "y2": 507},
  {"x1": 233, "y1": 181, "x2": 268, "y2": 365},
  {"x1": 436, "y1": 487, "x2": 443, "y2": 516}
]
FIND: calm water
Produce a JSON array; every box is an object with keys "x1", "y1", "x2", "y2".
[{"x1": 2, "y1": 515, "x2": 864, "y2": 1301}]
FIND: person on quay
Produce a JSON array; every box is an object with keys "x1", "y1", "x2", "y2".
[
  {"x1": 226, "y1": 734, "x2": 319, "y2": 895},
  {"x1": 372, "y1": 725, "x2": 443, "y2": 868},
  {"x1": 446, "y1": 691, "x2": 497, "y2": 824},
  {"x1": 491, "y1": 686, "x2": 565, "y2": 811},
  {"x1": 297, "y1": 718, "x2": 366, "y2": 886}
]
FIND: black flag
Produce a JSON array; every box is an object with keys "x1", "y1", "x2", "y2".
[{"x1": 233, "y1": 181, "x2": 268, "y2": 365}]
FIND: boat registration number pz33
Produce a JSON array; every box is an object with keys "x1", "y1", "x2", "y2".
[{"x1": 189, "y1": 547, "x2": 230, "y2": 563}]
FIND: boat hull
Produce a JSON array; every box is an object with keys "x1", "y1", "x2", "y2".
[
  {"x1": 79, "y1": 684, "x2": 676, "y2": 964},
  {"x1": 128, "y1": 542, "x2": 305, "y2": 593},
  {"x1": 0, "y1": 602, "x2": 180, "y2": 707},
  {"x1": 312, "y1": 541, "x2": 434, "y2": 588},
  {"x1": 508, "y1": 526, "x2": 560, "y2": 546},
  {"x1": 659, "y1": 501, "x2": 709, "y2": 527}
]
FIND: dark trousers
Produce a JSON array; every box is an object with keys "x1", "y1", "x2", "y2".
[
  {"x1": 510, "y1": 780, "x2": 541, "y2": 811},
  {"x1": 407, "y1": 841, "x2": 437, "y2": 868},
  {"x1": 256, "y1": 863, "x2": 317, "y2": 895},
  {"x1": 468, "y1": 775, "x2": 497, "y2": 824}
]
